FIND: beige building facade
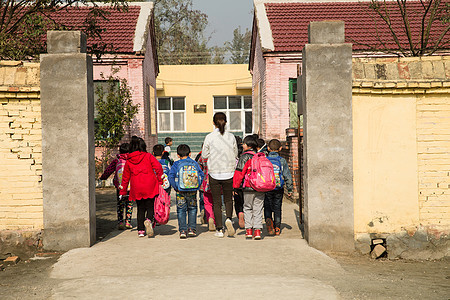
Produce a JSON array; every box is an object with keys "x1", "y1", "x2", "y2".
[{"x1": 156, "y1": 64, "x2": 252, "y2": 152}]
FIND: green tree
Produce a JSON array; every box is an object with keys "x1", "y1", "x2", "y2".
[
  {"x1": 225, "y1": 26, "x2": 251, "y2": 64},
  {"x1": 360, "y1": 0, "x2": 449, "y2": 56},
  {"x1": 154, "y1": 0, "x2": 212, "y2": 64},
  {"x1": 95, "y1": 67, "x2": 139, "y2": 176},
  {"x1": 0, "y1": 0, "x2": 127, "y2": 61},
  {"x1": 210, "y1": 46, "x2": 226, "y2": 64}
]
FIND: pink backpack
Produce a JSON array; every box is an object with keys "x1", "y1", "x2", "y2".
[
  {"x1": 154, "y1": 185, "x2": 171, "y2": 225},
  {"x1": 246, "y1": 152, "x2": 276, "y2": 192}
]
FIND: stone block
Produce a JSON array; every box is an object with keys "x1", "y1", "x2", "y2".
[
  {"x1": 352, "y1": 62, "x2": 364, "y2": 79},
  {"x1": 372, "y1": 239, "x2": 384, "y2": 245},
  {"x1": 308, "y1": 21, "x2": 345, "y2": 44},
  {"x1": 364, "y1": 64, "x2": 376, "y2": 79},
  {"x1": 4, "y1": 256, "x2": 20, "y2": 264},
  {"x1": 14, "y1": 67, "x2": 27, "y2": 85},
  {"x1": 302, "y1": 41, "x2": 354, "y2": 253},
  {"x1": 371, "y1": 244, "x2": 386, "y2": 259},
  {"x1": 408, "y1": 61, "x2": 422, "y2": 79},
  {"x1": 47, "y1": 31, "x2": 87, "y2": 54},
  {"x1": 355, "y1": 234, "x2": 371, "y2": 255},
  {"x1": 385, "y1": 63, "x2": 398, "y2": 79},
  {"x1": 422, "y1": 61, "x2": 434, "y2": 79},
  {"x1": 3, "y1": 68, "x2": 15, "y2": 85},
  {"x1": 26, "y1": 67, "x2": 40, "y2": 85},
  {"x1": 444, "y1": 61, "x2": 450, "y2": 79},
  {"x1": 375, "y1": 64, "x2": 387, "y2": 79},
  {"x1": 432, "y1": 61, "x2": 445, "y2": 79},
  {"x1": 40, "y1": 40, "x2": 95, "y2": 251}
]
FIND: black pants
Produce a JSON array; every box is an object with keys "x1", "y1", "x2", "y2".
[
  {"x1": 264, "y1": 188, "x2": 284, "y2": 229},
  {"x1": 209, "y1": 176, "x2": 233, "y2": 230},
  {"x1": 136, "y1": 198, "x2": 155, "y2": 231},
  {"x1": 234, "y1": 189, "x2": 244, "y2": 216}
]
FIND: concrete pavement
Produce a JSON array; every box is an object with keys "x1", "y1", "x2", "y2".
[{"x1": 49, "y1": 199, "x2": 346, "y2": 299}]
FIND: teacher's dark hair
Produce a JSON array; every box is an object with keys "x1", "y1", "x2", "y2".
[{"x1": 213, "y1": 112, "x2": 227, "y2": 135}]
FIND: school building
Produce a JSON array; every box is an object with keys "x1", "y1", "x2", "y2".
[{"x1": 156, "y1": 64, "x2": 252, "y2": 153}]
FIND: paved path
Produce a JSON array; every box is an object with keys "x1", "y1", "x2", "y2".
[{"x1": 50, "y1": 199, "x2": 346, "y2": 299}]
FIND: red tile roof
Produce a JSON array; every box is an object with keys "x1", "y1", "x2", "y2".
[
  {"x1": 47, "y1": 6, "x2": 141, "y2": 53},
  {"x1": 264, "y1": 1, "x2": 449, "y2": 53}
]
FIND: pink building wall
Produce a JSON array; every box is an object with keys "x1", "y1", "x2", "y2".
[
  {"x1": 92, "y1": 53, "x2": 157, "y2": 148},
  {"x1": 252, "y1": 30, "x2": 298, "y2": 141}
]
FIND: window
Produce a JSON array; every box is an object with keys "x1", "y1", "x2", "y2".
[
  {"x1": 94, "y1": 80, "x2": 119, "y2": 139},
  {"x1": 213, "y1": 95, "x2": 252, "y2": 134},
  {"x1": 157, "y1": 97, "x2": 186, "y2": 132},
  {"x1": 289, "y1": 78, "x2": 298, "y2": 103}
]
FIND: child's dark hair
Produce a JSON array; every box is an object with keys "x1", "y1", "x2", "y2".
[
  {"x1": 268, "y1": 139, "x2": 282, "y2": 151},
  {"x1": 177, "y1": 144, "x2": 191, "y2": 157},
  {"x1": 257, "y1": 138, "x2": 265, "y2": 149},
  {"x1": 119, "y1": 143, "x2": 129, "y2": 154},
  {"x1": 213, "y1": 112, "x2": 227, "y2": 135},
  {"x1": 165, "y1": 137, "x2": 173, "y2": 145},
  {"x1": 153, "y1": 144, "x2": 164, "y2": 156},
  {"x1": 130, "y1": 136, "x2": 147, "y2": 152},
  {"x1": 243, "y1": 135, "x2": 258, "y2": 152},
  {"x1": 252, "y1": 133, "x2": 259, "y2": 140},
  {"x1": 235, "y1": 135, "x2": 243, "y2": 157}
]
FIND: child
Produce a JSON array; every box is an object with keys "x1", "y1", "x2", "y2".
[
  {"x1": 195, "y1": 146, "x2": 206, "y2": 224},
  {"x1": 119, "y1": 136, "x2": 163, "y2": 238},
  {"x1": 257, "y1": 138, "x2": 269, "y2": 156},
  {"x1": 233, "y1": 135, "x2": 265, "y2": 240},
  {"x1": 234, "y1": 135, "x2": 244, "y2": 228},
  {"x1": 162, "y1": 137, "x2": 174, "y2": 166},
  {"x1": 100, "y1": 143, "x2": 133, "y2": 230},
  {"x1": 164, "y1": 137, "x2": 173, "y2": 153},
  {"x1": 265, "y1": 139, "x2": 293, "y2": 236},
  {"x1": 197, "y1": 153, "x2": 216, "y2": 231},
  {"x1": 153, "y1": 144, "x2": 171, "y2": 196},
  {"x1": 168, "y1": 144, "x2": 204, "y2": 239}
]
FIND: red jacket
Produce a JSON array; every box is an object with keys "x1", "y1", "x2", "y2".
[{"x1": 119, "y1": 151, "x2": 163, "y2": 201}]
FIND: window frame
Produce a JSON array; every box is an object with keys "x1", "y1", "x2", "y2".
[
  {"x1": 213, "y1": 95, "x2": 253, "y2": 134},
  {"x1": 157, "y1": 96, "x2": 186, "y2": 133},
  {"x1": 289, "y1": 78, "x2": 298, "y2": 103}
]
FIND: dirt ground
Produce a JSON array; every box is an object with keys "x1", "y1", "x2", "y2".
[{"x1": 0, "y1": 188, "x2": 448, "y2": 299}]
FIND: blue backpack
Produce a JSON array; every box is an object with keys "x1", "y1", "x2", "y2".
[
  {"x1": 267, "y1": 156, "x2": 285, "y2": 189},
  {"x1": 158, "y1": 159, "x2": 171, "y2": 189},
  {"x1": 176, "y1": 159, "x2": 201, "y2": 192}
]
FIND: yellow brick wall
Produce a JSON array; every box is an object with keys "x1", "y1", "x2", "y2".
[
  {"x1": 417, "y1": 93, "x2": 450, "y2": 227},
  {"x1": 0, "y1": 61, "x2": 42, "y2": 230},
  {"x1": 353, "y1": 56, "x2": 450, "y2": 234}
]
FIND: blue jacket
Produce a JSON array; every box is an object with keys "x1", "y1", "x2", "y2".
[
  {"x1": 168, "y1": 157, "x2": 204, "y2": 192},
  {"x1": 267, "y1": 152, "x2": 293, "y2": 193}
]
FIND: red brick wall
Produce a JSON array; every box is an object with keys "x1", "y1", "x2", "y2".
[{"x1": 279, "y1": 128, "x2": 303, "y2": 211}]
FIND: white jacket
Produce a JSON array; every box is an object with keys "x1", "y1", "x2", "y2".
[{"x1": 202, "y1": 129, "x2": 238, "y2": 177}]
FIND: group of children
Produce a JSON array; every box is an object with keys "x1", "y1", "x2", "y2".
[{"x1": 100, "y1": 133, "x2": 293, "y2": 240}]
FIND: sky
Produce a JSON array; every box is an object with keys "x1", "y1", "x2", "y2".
[{"x1": 191, "y1": 0, "x2": 254, "y2": 47}]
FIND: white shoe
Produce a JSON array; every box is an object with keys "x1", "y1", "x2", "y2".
[
  {"x1": 225, "y1": 218, "x2": 235, "y2": 237},
  {"x1": 208, "y1": 218, "x2": 216, "y2": 231},
  {"x1": 214, "y1": 230, "x2": 224, "y2": 238},
  {"x1": 144, "y1": 219, "x2": 154, "y2": 238}
]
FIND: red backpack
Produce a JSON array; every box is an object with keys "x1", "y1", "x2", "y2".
[
  {"x1": 245, "y1": 152, "x2": 276, "y2": 192},
  {"x1": 154, "y1": 185, "x2": 171, "y2": 225}
]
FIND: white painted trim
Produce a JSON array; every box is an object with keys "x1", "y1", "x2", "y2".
[
  {"x1": 133, "y1": 2, "x2": 154, "y2": 53},
  {"x1": 254, "y1": 0, "x2": 274, "y2": 52}
]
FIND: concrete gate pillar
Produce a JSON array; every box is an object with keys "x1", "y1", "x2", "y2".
[
  {"x1": 40, "y1": 31, "x2": 96, "y2": 250},
  {"x1": 301, "y1": 21, "x2": 354, "y2": 252}
]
